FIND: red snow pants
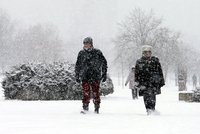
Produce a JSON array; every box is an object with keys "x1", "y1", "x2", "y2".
[{"x1": 82, "y1": 81, "x2": 101, "y2": 105}]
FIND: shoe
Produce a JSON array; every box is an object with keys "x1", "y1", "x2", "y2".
[
  {"x1": 133, "y1": 96, "x2": 138, "y2": 100},
  {"x1": 147, "y1": 109, "x2": 150, "y2": 115},
  {"x1": 146, "y1": 109, "x2": 153, "y2": 115},
  {"x1": 147, "y1": 109, "x2": 160, "y2": 115},
  {"x1": 94, "y1": 104, "x2": 100, "y2": 114},
  {"x1": 83, "y1": 103, "x2": 89, "y2": 111}
]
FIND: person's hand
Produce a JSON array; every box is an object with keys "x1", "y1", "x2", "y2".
[
  {"x1": 101, "y1": 74, "x2": 107, "y2": 82},
  {"x1": 135, "y1": 82, "x2": 139, "y2": 86},
  {"x1": 140, "y1": 86, "x2": 146, "y2": 90},
  {"x1": 134, "y1": 82, "x2": 141, "y2": 89},
  {"x1": 76, "y1": 78, "x2": 81, "y2": 83},
  {"x1": 134, "y1": 85, "x2": 140, "y2": 90}
]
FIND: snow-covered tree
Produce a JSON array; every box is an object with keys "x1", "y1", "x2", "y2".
[{"x1": 114, "y1": 8, "x2": 181, "y2": 82}]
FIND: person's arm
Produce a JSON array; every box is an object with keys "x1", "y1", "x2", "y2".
[
  {"x1": 157, "y1": 58, "x2": 165, "y2": 87},
  {"x1": 125, "y1": 72, "x2": 131, "y2": 86},
  {"x1": 135, "y1": 60, "x2": 140, "y2": 84},
  {"x1": 102, "y1": 54, "x2": 107, "y2": 76},
  {"x1": 100, "y1": 50, "x2": 107, "y2": 82},
  {"x1": 75, "y1": 51, "x2": 82, "y2": 82}
]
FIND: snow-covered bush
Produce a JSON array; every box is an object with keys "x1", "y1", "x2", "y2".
[
  {"x1": 192, "y1": 88, "x2": 200, "y2": 102},
  {"x1": 2, "y1": 62, "x2": 114, "y2": 100}
]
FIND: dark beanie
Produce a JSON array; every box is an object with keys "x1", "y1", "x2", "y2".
[{"x1": 83, "y1": 37, "x2": 93, "y2": 45}]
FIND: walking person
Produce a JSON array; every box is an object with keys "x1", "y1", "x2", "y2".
[
  {"x1": 192, "y1": 74, "x2": 197, "y2": 89},
  {"x1": 135, "y1": 45, "x2": 165, "y2": 115},
  {"x1": 125, "y1": 66, "x2": 138, "y2": 99},
  {"x1": 75, "y1": 37, "x2": 107, "y2": 114}
]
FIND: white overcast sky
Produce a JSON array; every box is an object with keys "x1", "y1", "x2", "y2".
[{"x1": 0, "y1": 0, "x2": 200, "y2": 49}]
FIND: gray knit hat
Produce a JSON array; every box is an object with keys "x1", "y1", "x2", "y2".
[{"x1": 83, "y1": 37, "x2": 93, "y2": 45}]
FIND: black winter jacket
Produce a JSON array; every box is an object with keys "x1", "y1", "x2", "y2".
[
  {"x1": 135, "y1": 56, "x2": 165, "y2": 96},
  {"x1": 75, "y1": 48, "x2": 107, "y2": 81}
]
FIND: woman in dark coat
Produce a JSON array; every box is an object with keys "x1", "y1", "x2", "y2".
[{"x1": 135, "y1": 45, "x2": 165, "y2": 115}]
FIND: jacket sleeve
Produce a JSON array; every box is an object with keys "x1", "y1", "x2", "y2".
[
  {"x1": 125, "y1": 71, "x2": 131, "y2": 85},
  {"x1": 100, "y1": 51, "x2": 107, "y2": 76},
  {"x1": 157, "y1": 58, "x2": 165, "y2": 87},
  {"x1": 134, "y1": 60, "x2": 140, "y2": 84},
  {"x1": 75, "y1": 51, "x2": 82, "y2": 78}
]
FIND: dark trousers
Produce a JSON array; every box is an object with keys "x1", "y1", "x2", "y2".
[
  {"x1": 143, "y1": 90, "x2": 156, "y2": 110},
  {"x1": 82, "y1": 81, "x2": 101, "y2": 105},
  {"x1": 131, "y1": 88, "x2": 138, "y2": 99}
]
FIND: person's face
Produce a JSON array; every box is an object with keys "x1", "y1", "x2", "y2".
[
  {"x1": 83, "y1": 43, "x2": 92, "y2": 49},
  {"x1": 143, "y1": 51, "x2": 152, "y2": 58}
]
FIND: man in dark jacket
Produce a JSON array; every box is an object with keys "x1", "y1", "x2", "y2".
[
  {"x1": 75, "y1": 37, "x2": 107, "y2": 114},
  {"x1": 135, "y1": 45, "x2": 165, "y2": 115}
]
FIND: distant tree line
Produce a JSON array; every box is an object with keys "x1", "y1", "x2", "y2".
[{"x1": 0, "y1": 9, "x2": 65, "y2": 73}]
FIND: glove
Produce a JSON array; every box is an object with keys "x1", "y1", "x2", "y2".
[
  {"x1": 75, "y1": 74, "x2": 81, "y2": 83},
  {"x1": 134, "y1": 83, "x2": 145, "y2": 90},
  {"x1": 134, "y1": 85, "x2": 138, "y2": 89},
  {"x1": 140, "y1": 86, "x2": 146, "y2": 90},
  {"x1": 135, "y1": 82, "x2": 139, "y2": 86},
  {"x1": 76, "y1": 78, "x2": 81, "y2": 83},
  {"x1": 101, "y1": 74, "x2": 107, "y2": 82}
]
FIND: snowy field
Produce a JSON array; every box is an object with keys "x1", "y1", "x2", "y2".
[{"x1": 0, "y1": 77, "x2": 200, "y2": 134}]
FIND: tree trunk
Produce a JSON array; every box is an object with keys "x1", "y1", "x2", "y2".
[
  {"x1": 121, "y1": 59, "x2": 124, "y2": 89},
  {"x1": 118, "y1": 72, "x2": 120, "y2": 86}
]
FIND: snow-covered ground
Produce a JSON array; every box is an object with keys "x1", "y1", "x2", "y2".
[{"x1": 0, "y1": 77, "x2": 200, "y2": 134}]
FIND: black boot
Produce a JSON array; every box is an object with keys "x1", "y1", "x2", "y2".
[
  {"x1": 83, "y1": 103, "x2": 89, "y2": 111},
  {"x1": 94, "y1": 104, "x2": 100, "y2": 114},
  {"x1": 132, "y1": 89, "x2": 138, "y2": 99}
]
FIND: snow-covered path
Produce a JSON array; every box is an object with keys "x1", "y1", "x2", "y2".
[{"x1": 0, "y1": 78, "x2": 200, "y2": 134}]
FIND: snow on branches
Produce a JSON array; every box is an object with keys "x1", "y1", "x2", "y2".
[{"x1": 2, "y1": 62, "x2": 114, "y2": 100}]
